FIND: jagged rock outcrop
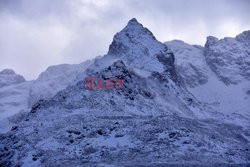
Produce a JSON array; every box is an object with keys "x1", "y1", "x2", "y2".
[
  {"x1": 166, "y1": 32, "x2": 250, "y2": 119},
  {"x1": 166, "y1": 33, "x2": 250, "y2": 117},
  {"x1": 205, "y1": 31, "x2": 250, "y2": 85}
]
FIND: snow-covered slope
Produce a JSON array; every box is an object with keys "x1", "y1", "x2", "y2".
[
  {"x1": 202, "y1": 32, "x2": 250, "y2": 117},
  {"x1": 1, "y1": 19, "x2": 249, "y2": 166},
  {"x1": 205, "y1": 31, "x2": 250, "y2": 85},
  {"x1": 166, "y1": 33, "x2": 250, "y2": 118},
  {"x1": 165, "y1": 40, "x2": 208, "y2": 88},
  {"x1": 0, "y1": 69, "x2": 30, "y2": 133},
  {"x1": 0, "y1": 61, "x2": 93, "y2": 134},
  {"x1": 28, "y1": 60, "x2": 93, "y2": 107},
  {"x1": 0, "y1": 83, "x2": 31, "y2": 133},
  {"x1": 0, "y1": 69, "x2": 25, "y2": 88}
]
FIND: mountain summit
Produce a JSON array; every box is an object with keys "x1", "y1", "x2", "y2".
[
  {"x1": 107, "y1": 18, "x2": 177, "y2": 81},
  {"x1": 0, "y1": 69, "x2": 25, "y2": 88},
  {"x1": 109, "y1": 18, "x2": 159, "y2": 57}
]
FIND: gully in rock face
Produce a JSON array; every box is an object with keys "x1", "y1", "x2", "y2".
[{"x1": 86, "y1": 77, "x2": 124, "y2": 89}]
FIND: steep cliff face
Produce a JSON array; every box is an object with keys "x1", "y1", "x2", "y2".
[
  {"x1": 165, "y1": 40, "x2": 208, "y2": 88},
  {"x1": 205, "y1": 31, "x2": 250, "y2": 85},
  {"x1": 166, "y1": 32, "x2": 250, "y2": 117},
  {"x1": 203, "y1": 32, "x2": 250, "y2": 116}
]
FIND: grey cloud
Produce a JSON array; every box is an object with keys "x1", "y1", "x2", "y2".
[{"x1": 0, "y1": 0, "x2": 249, "y2": 79}]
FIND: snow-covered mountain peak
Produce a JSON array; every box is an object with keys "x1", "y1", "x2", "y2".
[
  {"x1": 167, "y1": 38, "x2": 250, "y2": 117},
  {"x1": 106, "y1": 18, "x2": 174, "y2": 78},
  {"x1": 0, "y1": 69, "x2": 25, "y2": 88},
  {"x1": 127, "y1": 18, "x2": 140, "y2": 26},
  {"x1": 236, "y1": 30, "x2": 250, "y2": 46},
  {"x1": 122, "y1": 18, "x2": 155, "y2": 38},
  {"x1": 204, "y1": 31, "x2": 250, "y2": 84},
  {"x1": 123, "y1": 18, "x2": 153, "y2": 37},
  {"x1": 108, "y1": 18, "x2": 161, "y2": 56},
  {"x1": 205, "y1": 36, "x2": 219, "y2": 47}
]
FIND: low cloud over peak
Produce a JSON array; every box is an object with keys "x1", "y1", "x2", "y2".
[{"x1": 0, "y1": 0, "x2": 249, "y2": 79}]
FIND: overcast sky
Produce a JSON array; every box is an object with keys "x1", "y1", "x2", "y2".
[{"x1": 0, "y1": 0, "x2": 250, "y2": 80}]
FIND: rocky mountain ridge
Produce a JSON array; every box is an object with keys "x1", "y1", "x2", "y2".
[{"x1": 0, "y1": 19, "x2": 249, "y2": 166}]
